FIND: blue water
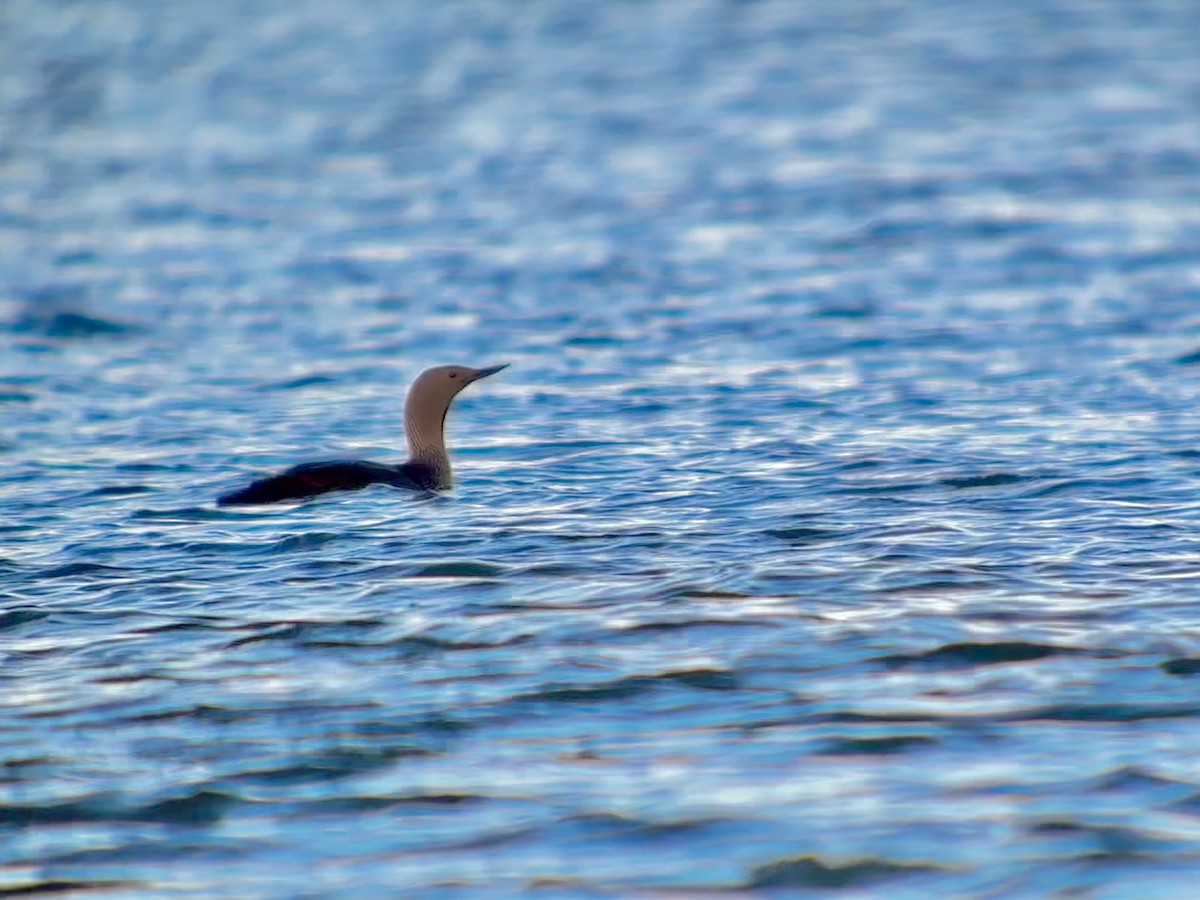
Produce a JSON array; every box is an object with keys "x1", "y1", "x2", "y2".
[{"x1": 5, "y1": 0, "x2": 1200, "y2": 895}]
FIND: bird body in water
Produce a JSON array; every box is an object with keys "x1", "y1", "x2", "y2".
[{"x1": 217, "y1": 363, "x2": 508, "y2": 505}]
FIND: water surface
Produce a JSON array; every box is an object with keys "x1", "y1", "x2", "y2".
[{"x1": 5, "y1": 0, "x2": 1200, "y2": 896}]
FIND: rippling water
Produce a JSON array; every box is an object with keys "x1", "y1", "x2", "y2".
[{"x1": 6, "y1": 0, "x2": 1200, "y2": 895}]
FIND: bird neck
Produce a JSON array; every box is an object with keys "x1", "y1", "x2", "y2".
[{"x1": 404, "y1": 402, "x2": 452, "y2": 488}]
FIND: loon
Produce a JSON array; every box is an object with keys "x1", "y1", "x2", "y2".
[{"x1": 217, "y1": 363, "x2": 508, "y2": 505}]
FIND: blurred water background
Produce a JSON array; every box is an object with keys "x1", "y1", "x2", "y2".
[{"x1": 5, "y1": 0, "x2": 1200, "y2": 895}]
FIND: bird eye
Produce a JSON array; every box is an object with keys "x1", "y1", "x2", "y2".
[{"x1": 448, "y1": 372, "x2": 459, "y2": 379}]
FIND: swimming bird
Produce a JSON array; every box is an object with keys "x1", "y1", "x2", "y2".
[{"x1": 217, "y1": 363, "x2": 508, "y2": 505}]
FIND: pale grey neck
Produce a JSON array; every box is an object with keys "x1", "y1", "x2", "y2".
[{"x1": 404, "y1": 401, "x2": 453, "y2": 488}]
